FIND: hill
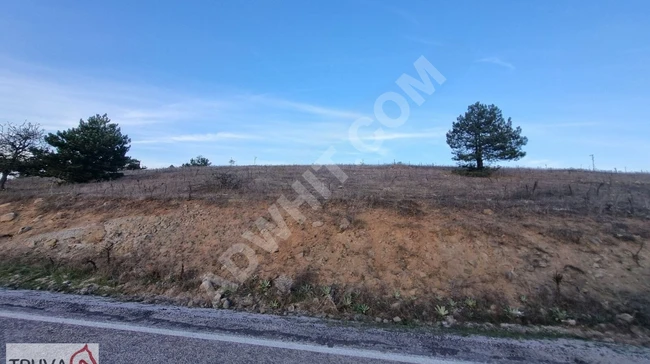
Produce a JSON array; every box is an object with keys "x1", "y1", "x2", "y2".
[{"x1": 1, "y1": 165, "x2": 649, "y2": 344}]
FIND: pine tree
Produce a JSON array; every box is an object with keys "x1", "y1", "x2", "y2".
[
  {"x1": 42, "y1": 114, "x2": 131, "y2": 182},
  {"x1": 446, "y1": 102, "x2": 527, "y2": 170}
]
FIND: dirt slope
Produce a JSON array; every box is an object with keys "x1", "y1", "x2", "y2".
[{"x1": 1, "y1": 194, "x2": 648, "y2": 338}]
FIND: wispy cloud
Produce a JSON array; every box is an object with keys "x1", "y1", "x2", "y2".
[
  {"x1": 361, "y1": 130, "x2": 445, "y2": 141},
  {"x1": 249, "y1": 95, "x2": 366, "y2": 120},
  {"x1": 522, "y1": 121, "x2": 604, "y2": 134},
  {"x1": 364, "y1": 1, "x2": 420, "y2": 26},
  {"x1": 0, "y1": 58, "x2": 373, "y2": 166},
  {"x1": 133, "y1": 132, "x2": 258, "y2": 144},
  {"x1": 0, "y1": 60, "x2": 363, "y2": 128},
  {"x1": 0, "y1": 57, "x2": 457, "y2": 168},
  {"x1": 391, "y1": 8, "x2": 420, "y2": 26},
  {"x1": 476, "y1": 57, "x2": 515, "y2": 70}
]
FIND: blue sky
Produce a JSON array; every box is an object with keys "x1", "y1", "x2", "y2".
[{"x1": 1, "y1": 0, "x2": 649, "y2": 170}]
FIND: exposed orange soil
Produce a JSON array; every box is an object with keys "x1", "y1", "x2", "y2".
[{"x1": 2, "y1": 196, "x2": 648, "y2": 315}]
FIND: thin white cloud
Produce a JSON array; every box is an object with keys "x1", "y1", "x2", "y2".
[
  {"x1": 388, "y1": 7, "x2": 420, "y2": 26},
  {"x1": 133, "y1": 132, "x2": 257, "y2": 144},
  {"x1": 362, "y1": 130, "x2": 445, "y2": 141},
  {"x1": 525, "y1": 121, "x2": 602, "y2": 128},
  {"x1": 0, "y1": 58, "x2": 371, "y2": 167},
  {"x1": 0, "y1": 59, "x2": 364, "y2": 130},
  {"x1": 476, "y1": 57, "x2": 515, "y2": 70},
  {"x1": 249, "y1": 95, "x2": 366, "y2": 120},
  {"x1": 360, "y1": 1, "x2": 419, "y2": 26},
  {"x1": 522, "y1": 121, "x2": 604, "y2": 135},
  {"x1": 131, "y1": 126, "x2": 445, "y2": 151}
]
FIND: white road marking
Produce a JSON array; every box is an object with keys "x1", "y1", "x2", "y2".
[{"x1": 0, "y1": 310, "x2": 473, "y2": 364}]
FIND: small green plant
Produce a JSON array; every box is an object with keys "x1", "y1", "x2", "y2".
[
  {"x1": 321, "y1": 286, "x2": 332, "y2": 297},
  {"x1": 270, "y1": 300, "x2": 279, "y2": 309},
  {"x1": 435, "y1": 305, "x2": 449, "y2": 317},
  {"x1": 354, "y1": 303, "x2": 370, "y2": 315},
  {"x1": 505, "y1": 307, "x2": 523, "y2": 318},
  {"x1": 299, "y1": 284, "x2": 313, "y2": 295},
  {"x1": 393, "y1": 290, "x2": 401, "y2": 299},
  {"x1": 519, "y1": 295, "x2": 527, "y2": 303},
  {"x1": 550, "y1": 307, "x2": 568, "y2": 322},
  {"x1": 464, "y1": 298, "x2": 477, "y2": 308},
  {"x1": 342, "y1": 294, "x2": 353, "y2": 307},
  {"x1": 435, "y1": 294, "x2": 444, "y2": 301},
  {"x1": 448, "y1": 299, "x2": 457, "y2": 309},
  {"x1": 259, "y1": 279, "x2": 271, "y2": 291}
]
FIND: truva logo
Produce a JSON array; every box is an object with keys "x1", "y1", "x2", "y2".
[
  {"x1": 69, "y1": 344, "x2": 98, "y2": 364},
  {"x1": 6, "y1": 343, "x2": 100, "y2": 364}
]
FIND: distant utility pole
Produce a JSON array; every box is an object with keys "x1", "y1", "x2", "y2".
[{"x1": 589, "y1": 154, "x2": 595, "y2": 171}]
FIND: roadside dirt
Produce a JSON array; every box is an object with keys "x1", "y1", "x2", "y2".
[{"x1": 1, "y1": 195, "x2": 649, "y2": 344}]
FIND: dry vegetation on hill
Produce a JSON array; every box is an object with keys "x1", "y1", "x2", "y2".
[
  {"x1": 1, "y1": 165, "x2": 649, "y2": 343},
  {"x1": 4, "y1": 165, "x2": 650, "y2": 217}
]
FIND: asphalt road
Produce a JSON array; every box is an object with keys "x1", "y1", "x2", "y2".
[{"x1": 1, "y1": 289, "x2": 649, "y2": 363}]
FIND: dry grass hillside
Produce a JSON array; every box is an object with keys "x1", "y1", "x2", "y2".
[{"x1": 1, "y1": 165, "x2": 649, "y2": 342}]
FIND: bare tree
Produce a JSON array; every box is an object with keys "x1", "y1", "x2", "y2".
[{"x1": 0, "y1": 122, "x2": 45, "y2": 189}]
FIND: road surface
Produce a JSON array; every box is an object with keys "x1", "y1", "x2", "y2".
[{"x1": 1, "y1": 289, "x2": 648, "y2": 363}]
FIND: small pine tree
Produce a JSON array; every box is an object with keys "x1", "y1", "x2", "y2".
[
  {"x1": 124, "y1": 158, "x2": 144, "y2": 170},
  {"x1": 183, "y1": 155, "x2": 211, "y2": 167},
  {"x1": 41, "y1": 114, "x2": 132, "y2": 182},
  {"x1": 446, "y1": 102, "x2": 527, "y2": 170}
]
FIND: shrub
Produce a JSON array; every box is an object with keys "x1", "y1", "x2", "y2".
[
  {"x1": 183, "y1": 155, "x2": 211, "y2": 167},
  {"x1": 213, "y1": 172, "x2": 242, "y2": 190}
]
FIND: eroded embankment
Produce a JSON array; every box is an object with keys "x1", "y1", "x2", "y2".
[{"x1": 1, "y1": 197, "x2": 649, "y2": 344}]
